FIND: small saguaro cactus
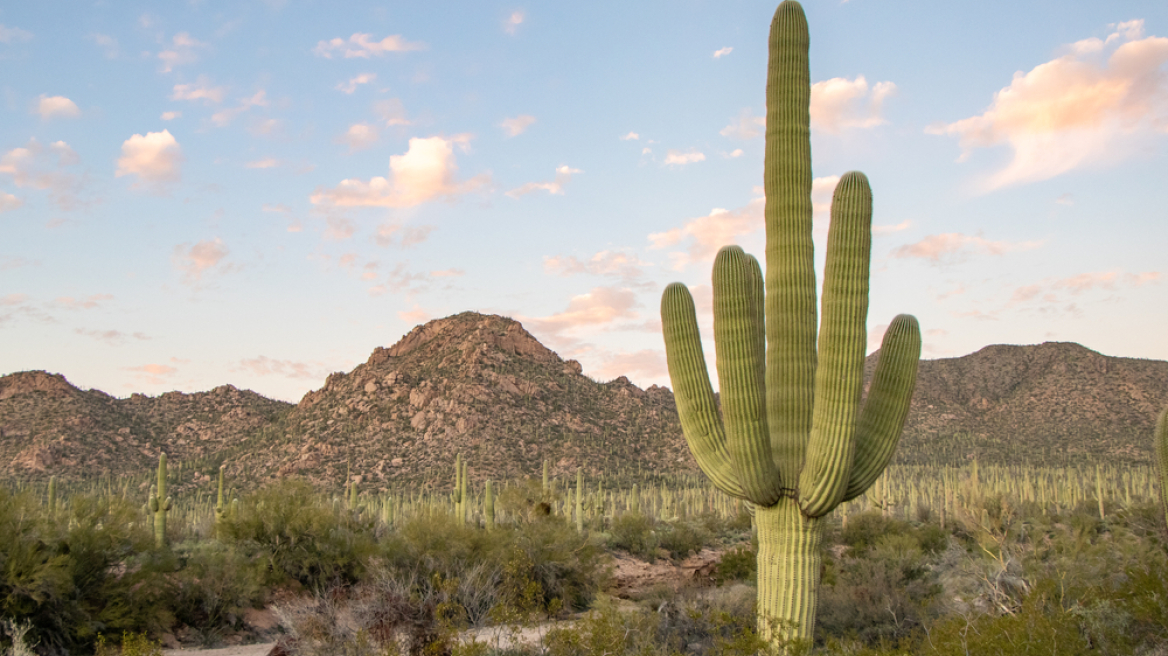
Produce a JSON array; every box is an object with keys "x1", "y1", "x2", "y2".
[
  {"x1": 575, "y1": 468, "x2": 584, "y2": 533},
  {"x1": 214, "y1": 466, "x2": 227, "y2": 537},
  {"x1": 452, "y1": 454, "x2": 468, "y2": 524},
  {"x1": 485, "y1": 480, "x2": 496, "y2": 531},
  {"x1": 148, "y1": 453, "x2": 173, "y2": 549},
  {"x1": 1154, "y1": 407, "x2": 1168, "y2": 525},
  {"x1": 659, "y1": 1, "x2": 920, "y2": 644},
  {"x1": 47, "y1": 475, "x2": 58, "y2": 519}
]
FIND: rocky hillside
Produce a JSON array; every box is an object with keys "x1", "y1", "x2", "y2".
[{"x1": 2, "y1": 312, "x2": 1166, "y2": 492}]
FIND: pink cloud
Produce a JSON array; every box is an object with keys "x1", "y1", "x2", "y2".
[
  {"x1": 336, "y1": 123, "x2": 380, "y2": 152},
  {"x1": 311, "y1": 135, "x2": 489, "y2": 208},
  {"x1": 116, "y1": 130, "x2": 183, "y2": 189},
  {"x1": 35, "y1": 95, "x2": 80, "y2": 120},
  {"x1": 336, "y1": 73, "x2": 377, "y2": 94},
  {"x1": 54, "y1": 294, "x2": 113, "y2": 309},
  {"x1": 544, "y1": 250, "x2": 647, "y2": 282},
  {"x1": 313, "y1": 33, "x2": 425, "y2": 59},
  {"x1": 506, "y1": 165, "x2": 581, "y2": 198},
  {"x1": 173, "y1": 238, "x2": 229, "y2": 281},
  {"x1": 524, "y1": 286, "x2": 641, "y2": 340},
  {"x1": 648, "y1": 196, "x2": 764, "y2": 269},
  {"x1": 374, "y1": 221, "x2": 434, "y2": 248},
  {"x1": 0, "y1": 139, "x2": 82, "y2": 209},
  {"x1": 236, "y1": 356, "x2": 324, "y2": 380},
  {"x1": 158, "y1": 32, "x2": 208, "y2": 73},
  {"x1": 927, "y1": 20, "x2": 1168, "y2": 189},
  {"x1": 810, "y1": 76, "x2": 896, "y2": 134},
  {"x1": 171, "y1": 77, "x2": 226, "y2": 104},
  {"x1": 499, "y1": 114, "x2": 536, "y2": 137},
  {"x1": 74, "y1": 328, "x2": 150, "y2": 345},
  {"x1": 890, "y1": 232, "x2": 1044, "y2": 263}
]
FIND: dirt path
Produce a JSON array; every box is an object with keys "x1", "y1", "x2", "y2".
[{"x1": 164, "y1": 644, "x2": 276, "y2": 656}]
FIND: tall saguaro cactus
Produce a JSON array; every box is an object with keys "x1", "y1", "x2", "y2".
[
  {"x1": 149, "y1": 453, "x2": 173, "y2": 550},
  {"x1": 659, "y1": 1, "x2": 921, "y2": 644}
]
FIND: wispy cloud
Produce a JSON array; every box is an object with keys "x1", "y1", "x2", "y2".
[
  {"x1": 504, "y1": 10, "x2": 525, "y2": 35},
  {"x1": 664, "y1": 149, "x2": 705, "y2": 166},
  {"x1": 158, "y1": 32, "x2": 208, "y2": 73},
  {"x1": 1009, "y1": 269, "x2": 1160, "y2": 306},
  {"x1": 620, "y1": 132, "x2": 640, "y2": 141},
  {"x1": 245, "y1": 158, "x2": 280, "y2": 169},
  {"x1": 927, "y1": 20, "x2": 1168, "y2": 190},
  {"x1": 374, "y1": 220, "x2": 434, "y2": 248},
  {"x1": 500, "y1": 114, "x2": 536, "y2": 137},
  {"x1": 173, "y1": 238, "x2": 229, "y2": 282},
  {"x1": 0, "y1": 139, "x2": 82, "y2": 209},
  {"x1": 210, "y1": 90, "x2": 268, "y2": 127},
  {"x1": 336, "y1": 123, "x2": 380, "y2": 152},
  {"x1": 0, "y1": 193, "x2": 21, "y2": 213},
  {"x1": 313, "y1": 33, "x2": 425, "y2": 58},
  {"x1": 88, "y1": 33, "x2": 118, "y2": 58},
  {"x1": 524, "y1": 286, "x2": 641, "y2": 340},
  {"x1": 54, "y1": 294, "x2": 113, "y2": 309},
  {"x1": 124, "y1": 363, "x2": 178, "y2": 385},
  {"x1": 74, "y1": 328, "x2": 150, "y2": 346},
  {"x1": 505, "y1": 165, "x2": 581, "y2": 198},
  {"x1": 236, "y1": 356, "x2": 326, "y2": 380},
  {"x1": 648, "y1": 196, "x2": 764, "y2": 269},
  {"x1": 890, "y1": 232, "x2": 1044, "y2": 264},
  {"x1": 171, "y1": 77, "x2": 227, "y2": 104},
  {"x1": 160, "y1": 111, "x2": 182, "y2": 121},
  {"x1": 713, "y1": 46, "x2": 733, "y2": 59},
  {"x1": 374, "y1": 98, "x2": 411, "y2": 126},
  {"x1": 544, "y1": 250, "x2": 648, "y2": 283},
  {"x1": 720, "y1": 109, "x2": 764, "y2": 140},
  {"x1": 311, "y1": 135, "x2": 489, "y2": 208},
  {"x1": 0, "y1": 24, "x2": 33, "y2": 43},
  {"x1": 336, "y1": 73, "x2": 377, "y2": 94}
]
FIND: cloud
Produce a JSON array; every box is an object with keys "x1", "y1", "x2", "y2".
[
  {"x1": 399, "y1": 305, "x2": 430, "y2": 323},
  {"x1": 210, "y1": 90, "x2": 267, "y2": 127},
  {"x1": 35, "y1": 95, "x2": 80, "y2": 120},
  {"x1": 236, "y1": 356, "x2": 324, "y2": 380},
  {"x1": 171, "y1": 77, "x2": 227, "y2": 104},
  {"x1": 89, "y1": 33, "x2": 118, "y2": 58},
  {"x1": 544, "y1": 250, "x2": 648, "y2": 282},
  {"x1": 811, "y1": 175, "x2": 840, "y2": 218},
  {"x1": 311, "y1": 134, "x2": 489, "y2": 208},
  {"x1": 500, "y1": 114, "x2": 536, "y2": 137},
  {"x1": 374, "y1": 221, "x2": 434, "y2": 248},
  {"x1": 74, "y1": 328, "x2": 150, "y2": 345},
  {"x1": 365, "y1": 263, "x2": 432, "y2": 296},
  {"x1": 720, "y1": 109, "x2": 765, "y2": 139},
  {"x1": 124, "y1": 363, "x2": 178, "y2": 386},
  {"x1": 889, "y1": 232, "x2": 1044, "y2": 263},
  {"x1": 117, "y1": 130, "x2": 183, "y2": 188},
  {"x1": 725, "y1": 148, "x2": 744, "y2": 158},
  {"x1": 713, "y1": 46, "x2": 733, "y2": 59},
  {"x1": 873, "y1": 220, "x2": 911, "y2": 235},
  {"x1": 337, "y1": 123, "x2": 380, "y2": 151},
  {"x1": 1009, "y1": 269, "x2": 1159, "y2": 306},
  {"x1": 620, "y1": 132, "x2": 640, "y2": 141},
  {"x1": 173, "y1": 238, "x2": 229, "y2": 281},
  {"x1": 1055, "y1": 193, "x2": 1074, "y2": 206},
  {"x1": 0, "y1": 139, "x2": 82, "y2": 209},
  {"x1": 374, "y1": 98, "x2": 411, "y2": 126},
  {"x1": 430, "y1": 268, "x2": 464, "y2": 277},
  {"x1": 336, "y1": 73, "x2": 376, "y2": 94},
  {"x1": 810, "y1": 76, "x2": 896, "y2": 134},
  {"x1": 0, "y1": 24, "x2": 33, "y2": 43},
  {"x1": 313, "y1": 33, "x2": 425, "y2": 58},
  {"x1": 927, "y1": 20, "x2": 1168, "y2": 190},
  {"x1": 0, "y1": 193, "x2": 21, "y2": 213},
  {"x1": 664, "y1": 149, "x2": 706, "y2": 166},
  {"x1": 160, "y1": 111, "x2": 182, "y2": 121},
  {"x1": 524, "y1": 286, "x2": 641, "y2": 339},
  {"x1": 54, "y1": 294, "x2": 114, "y2": 309},
  {"x1": 245, "y1": 158, "x2": 280, "y2": 169},
  {"x1": 505, "y1": 165, "x2": 581, "y2": 198},
  {"x1": 324, "y1": 216, "x2": 356, "y2": 241},
  {"x1": 648, "y1": 196, "x2": 764, "y2": 269},
  {"x1": 158, "y1": 32, "x2": 208, "y2": 73},
  {"x1": 504, "y1": 10, "x2": 525, "y2": 35},
  {"x1": 590, "y1": 349, "x2": 668, "y2": 384}
]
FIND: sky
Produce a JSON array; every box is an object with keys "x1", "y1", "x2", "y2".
[{"x1": 2, "y1": 0, "x2": 1167, "y2": 403}]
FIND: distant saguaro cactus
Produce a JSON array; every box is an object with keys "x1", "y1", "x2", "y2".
[
  {"x1": 659, "y1": 2, "x2": 920, "y2": 644},
  {"x1": 1154, "y1": 407, "x2": 1168, "y2": 525},
  {"x1": 213, "y1": 466, "x2": 227, "y2": 538},
  {"x1": 148, "y1": 453, "x2": 173, "y2": 549}
]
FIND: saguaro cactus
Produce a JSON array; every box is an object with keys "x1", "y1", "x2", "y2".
[
  {"x1": 214, "y1": 466, "x2": 227, "y2": 538},
  {"x1": 1154, "y1": 407, "x2": 1168, "y2": 524},
  {"x1": 659, "y1": 2, "x2": 920, "y2": 644},
  {"x1": 148, "y1": 453, "x2": 173, "y2": 549}
]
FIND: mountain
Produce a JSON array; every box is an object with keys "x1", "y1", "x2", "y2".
[{"x1": 1, "y1": 312, "x2": 1166, "y2": 492}]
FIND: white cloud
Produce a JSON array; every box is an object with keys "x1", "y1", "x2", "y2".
[
  {"x1": 336, "y1": 73, "x2": 377, "y2": 94},
  {"x1": 245, "y1": 158, "x2": 280, "y2": 169},
  {"x1": 0, "y1": 139, "x2": 82, "y2": 209},
  {"x1": 524, "y1": 286, "x2": 641, "y2": 339},
  {"x1": 158, "y1": 32, "x2": 208, "y2": 73},
  {"x1": 210, "y1": 90, "x2": 267, "y2": 127},
  {"x1": 337, "y1": 123, "x2": 380, "y2": 151},
  {"x1": 620, "y1": 132, "x2": 640, "y2": 141},
  {"x1": 726, "y1": 148, "x2": 744, "y2": 158},
  {"x1": 648, "y1": 195, "x2": 764, "y2": 269},
  {"x1": 374, "y1": 221, "x2": 434, "y2": 248},
  {"x1": 720, "y1": 108, "x2": 765, "y2": 139},
  {"x1": 117, "y1": 130, "x2": 183, "y2": 188},
  {"x1": 500, "y1": 114, "x2": 536, "y2": 137},
  {"x1": 890, "y1": 232, "x2": 1044, "y2": 263},
  {"x1": 35, "y1": 95, "x2": 80, "y2": 120},
  {"x1": 89, "y1": 33, "x2": 118, "y2": 58},
  {"x1": 927, "y1": 21, "x2": 1168, "y2": 190},
  {"x1": 173, "y1": 238, "x2": 229, "y2": 281},
  {"x1": 505, "y1": 165, "x2": 581, "y2": 198},
  {"x1": 311, "y1": 134, "x2": 489, "y2": 208},
  {"x1": 124, "y1": 363, "x2": 178, "y2": 385},
  {"x1": 873, "y1": 220, "x2": 911, "y2": 235},
  {"x1": 590, "y1": 349, "x2": 668, "y2": 385},
  {"x1": 713, "y1": 46, "x2": 733, "y2": 59},
  {"x1": 0, "y1": 193, "x2": 22, "y2": 213},
  {"x1": 664, "y1": 149, "x2": 706, "y2": 166},
  {"x1": 810, "y1": 76, "x2": 896, "y2": 134},
  {"x1": 160, "y1": 111, "x2": 182, "y2": 121},
  {"x1": 0, "y1": 24, "x2": 33, "y2": 43},
  {"x1": 504, "y1": 10, "x2": 525, "y2": 35},
  {"x1": 374, "y1": 98, "x2": 411, "y2": 126},
  {"x1": 313, "y1": 33, "x2": 425, "y2": 58},
  {"x1": 171, "y1": 77, "x2": 227, "y2": 104}
]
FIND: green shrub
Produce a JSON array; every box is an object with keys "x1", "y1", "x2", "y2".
[
  {"x1": 714, "y1": 547, "x2": 756, "y2": 586},
  {"x1": 607, "y1": 513, "x2": 661, "y2": 561}
]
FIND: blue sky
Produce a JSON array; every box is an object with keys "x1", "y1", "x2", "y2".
[{"x1": 2, "y1": 1, "x2": 1167, "y2": 402}]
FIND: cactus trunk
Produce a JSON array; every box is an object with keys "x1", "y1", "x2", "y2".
[{"x1": 756, "y1": 500, "x2": 822, "y2": 644}]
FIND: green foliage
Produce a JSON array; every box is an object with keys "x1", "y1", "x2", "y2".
[
  {"x1": 715, "y1": 547, "x2": 757, "y2": 586},
  {"x1": 94, "y1": 632, "x2": 164, "y2": 656}
]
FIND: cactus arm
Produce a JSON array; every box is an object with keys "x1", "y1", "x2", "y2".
[
  {"x1": 713, "y1": 247, "x2": 782, "y2": 506},
  {"x1": 798, "y1": 172, "x2": 871, "y2": 517},
  {"x1": 764, "y1": 1, "x2": 817, "y2": 486},
  {"x1": 661, "y1": 282, "x2": 744, "y2": 498},
  {"x1": 843, "y1": 315, "x2": 922, "y2": 502},
  {"x1": 1155, "y1": 407, "x2": 1168, "y2": 518}
]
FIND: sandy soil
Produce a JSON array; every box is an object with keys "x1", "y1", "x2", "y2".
[{"x1": 164, "y1": 644, "x2": 276, "y2": 656}]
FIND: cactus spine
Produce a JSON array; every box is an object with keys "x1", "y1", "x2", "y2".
[
  {"x1": 1154, "y1": 407, "x2": 1168, "y2": 525},
  {"x1": 658, "y1": 2, "x2": 921, "y2": 643},
  {"x1": 148, "y1": 453, "x2": 173, "y2": 549}
]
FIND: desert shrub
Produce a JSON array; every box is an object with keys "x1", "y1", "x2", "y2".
[
  {"x1": 166, "y1": 542, "x2": 267, "y2": 645},
  {"x1": 607, "y1": 513, "x2": 661, "y2": 561},
  {"x1": 93, "y1": 632, "x2": 163, "y2": 656},
  {"x1": 217, "y1": 478, "x2": 378, "y2": 590},
  {"x1": 657, "y1": 518, "x2": 713, "y2": 559},
  {"x1": 714, "y1": 547, "x2": 756, "y2": 586}
]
